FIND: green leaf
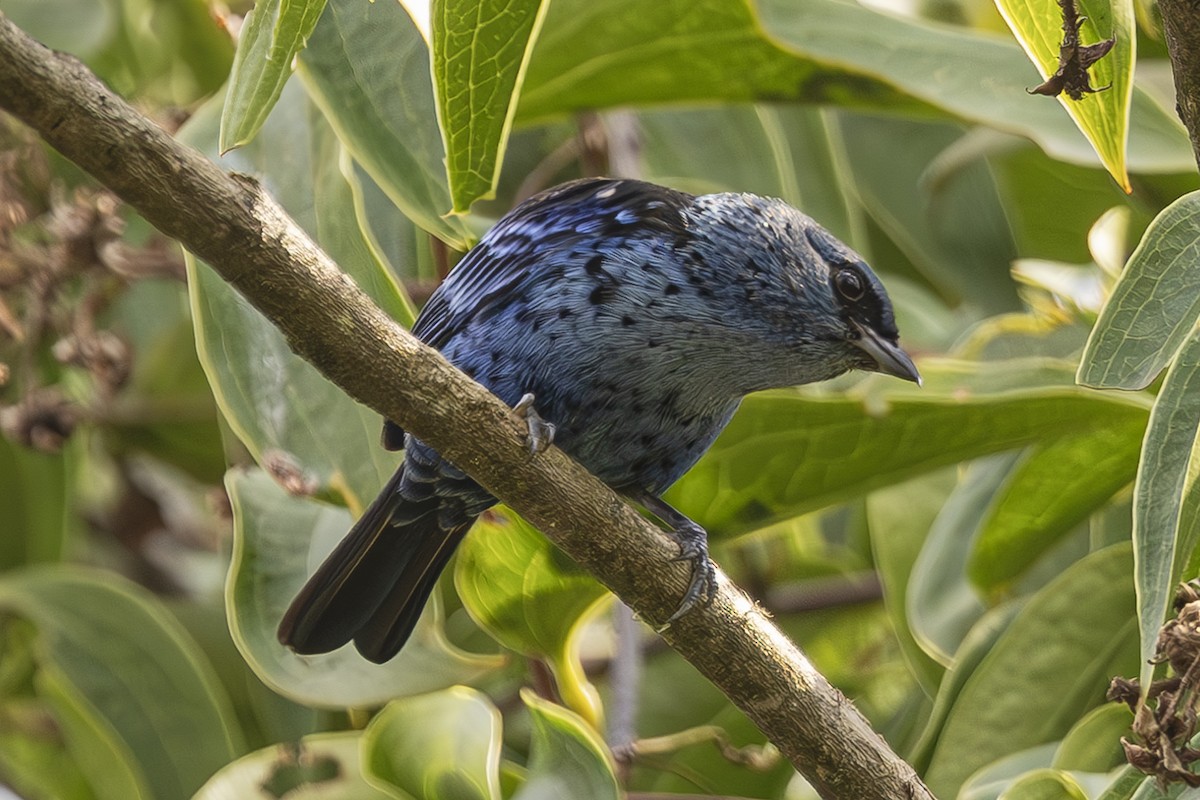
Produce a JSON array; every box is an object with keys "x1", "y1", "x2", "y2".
[
  {"x1": 455, "y1": 510, "x2": 607, "y2": 725},
  {"x1": 0, "y1": 567, "x2": 243, "y2": 800},
  {"x1": 1095, "y1": 766, "x2": 1151, "y2": 800},
  {"x1": 958, "y1": 744, "x2": 1058, "y2": 800},
  {"x1": 924, "y1": 544, "x2": 1138, "y2": 798},
  {"x1": 1132, "y1": 779, "x2": 1185, "y2": 799},
  {"x1": 2, "y1": 0, "x2": 114, "y2": 55},
  {"x1": 180, "y1": 79, "x2": 412, "y2": 507},
  {"x1": 516, "y1": 0, "x2": 1197, "y2": 175},
  {"x1": 299, "y1": 0, "x2": 474, "y2": 247},
  {"x1": 908, "y1": 456, "x2": 1014, "y2": 664},
  {"x1": 909, "y1": 601, "x2": 1026, "y2": 774},
  {"x1": 869, "y1": 470, "x2": 955, "y2": 693},
  {"x1": 668, "y1": 360, "x2": 1150, "y2": 536},
  {"x1": 837, "y1": 114, "x2": 1021, "y2": 313},
  {"x1": 34, "y1": 666, "x2": 151, "y2": 800},
  {"x1": 638, "y1": 105, "x2": 863, "y2": 249},
  {"x1": 752, "y1": 0, "x2": 1187, "y2": 173},
  {"x1": 994, "y1": 0, "x2": 1134, "y2": 189},
  {"x1": 225, "y1": 469, "x2": 501, "y2": 709},
  {"x1": 1127, "y1": 330, "x2": 1200, "y2": 690},
  {"x1": 991, "y1": 146, "x2": 1148, "y2": 267},
  {"x1": 0, "y1": 439, "x2": 69, "y2": 568},
  {"x1": 997, "y1": 769, "x2": 1090, "y2": 800},
  {"x1": 1078, "y1": 191, "x2": 1200, "y2": 389},
  {"x1": 220, "y1": 0, "x2": 328, "y2": 152},
  {"x1": 433, "y1": 0, "x2": 550, "y2": 213},
  {"x1": 1052, "y1": 704, "x2": 1131, "y2": 772},
  {"x1": 520, "y1": 0, "x2": 931, "y2": 120},
  {"x1": 194, "y1": 732, "x2": 392, "y2": 799},
  {"x1": 516, "y1": 690, "x2": 619, "y2": 800},
  {"x1": 968, "y1": 420, "x2": 1144, "y2": 591},
  {"x1": 361, "y1": 687, "x2": 503, "y2": 800}
]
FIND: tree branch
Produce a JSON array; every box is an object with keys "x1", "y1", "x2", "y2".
[
  {"x1": 0, "y1": 15, "x2": 934, "y2": 800},
  {"x1": 1159, "y1": 0, "x2": 1200, "y2": 171}
]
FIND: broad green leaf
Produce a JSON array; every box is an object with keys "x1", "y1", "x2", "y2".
[
  {"x1": 1134, "y1": 781, "x2": 1186, "y2": 800},
  {"x1": 34, "y1": 667, "x2": 150, "y2": 800},
  {"x1": 0, "y1": 440, "x2": 69, "y2": 568},
  {"x1": 910, "y1": 601, "x2": 1026, "y2": 774},
  {"x1": 1095, "y1": 767, "x2": 1151, "y2": 800},
  {"x1": 908, "y1": 456, "x2": 1014, "y2": 664},
  {"x1": 361, "y1": 687, "x2": 503, "y2": 800},
  {"x1": 924, "y1": 545, "x2": 1138, "y2": 797},
  {"x1": 869, "y1": 470, "x2": 955, "y2": 693},
  {"x1": 347, "y1": 157, "x2": 444, "y2": 286},
  {"x1": 520, "y1": 0, "x2": 1182, "y2": 174},
  {"x1": 997, "y1": 769, "x2": 1089, "y2": 800},
  {"x1": 753, "y1": 0, "x2": 1188, "y2": 173},
  {"x1": 167, "y1": 596, "x2": 320, "y2": 750},
  {"x1": 837, "y1": 114, "x2": 1021, "y2": 313},
  {"x1": 1128, "y1": 331, "x2": 1200, "y2": 690},
  {"x1": 299, "y1": 0, "x2": 473, "y2": 247},
  {"x1": 520, "y1": 0, "x2": 931, "y2": 121},
  {"x1": 516, "y1": 691, "x2": 619, "y2": 800},
  {"x1": 7, "y1": 0, "x2": 231, "y2": 104},
  {"x1": 668, "y1": 361, "x2": 1151, "y2": 536},
  {"x1": 433, "y1": 0, "x2": 550, "y2": 213},
  {"x1": 225, "y1": 469, "x2": 501, "y2": 709},
  {"x1": 638, "y1": 105, "x2": 862, "y2": 247},
  {"x1": 958, "y1": 744, "x2": 1059, "y2": 800},
  {"x1": 968, "y1": 420, "x2": 1144, "y2": 591},
  {"x1": 994, "y1": 0, "x2": 1134, "y2": 190},
  {"x1": 221, "y1": 0, "x2": 328, "y2": 152},
  {"x1": 1078, "y1": 191, "x2": 1200, "y2": 389},
  {"x1": 455, "y1": 511, "x2": 607, "y2": 725},
  {"x1": 2, "y1": 0, "x2": 113, "y2": 55},
  {"x1": 194, "y1": 732, "x2": 391, "y2": 799},
  {"x1": 1052, "y1": 704, "x2": 1131, "y2": 772},
  {"x1": 990, "y1": 146, "x2": 1154, "y2": 267},
  {"x1": 0, "y1": 567, "x2": 243, "y2": 800},
  {"x1": 180, "y1": 79, "x2": 411, "y2": 507}
]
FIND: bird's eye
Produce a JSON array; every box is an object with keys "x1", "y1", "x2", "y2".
[{"x1": 835, "y1": 268, "x2": 866, "y2": 302}]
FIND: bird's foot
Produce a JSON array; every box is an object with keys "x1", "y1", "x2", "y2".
[
  {"x1": 513, "y1": 393, "x2": 556, "y2": 455},
  {"x1": 664, "y1": 520, "x2": 717, "y2": 624}
]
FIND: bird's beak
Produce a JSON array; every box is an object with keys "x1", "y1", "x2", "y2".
[{"x1": 852, "y1": 322, "x2": 922, "y2": 385}]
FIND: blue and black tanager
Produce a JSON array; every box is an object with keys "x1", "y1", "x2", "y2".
[{"x1": 278, "y1": 178, "x2": 920, "y2": 663}]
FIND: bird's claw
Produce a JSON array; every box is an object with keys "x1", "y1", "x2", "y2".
[
  {"x1": 662, "y1": 525, "x2": 717, "y2": 626},
  {"x1": 513, "y1": 393, "x2": 556, "y2": 455}
]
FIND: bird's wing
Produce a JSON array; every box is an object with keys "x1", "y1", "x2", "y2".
[{"x1": 412, "y1": 178, "x2": 694, "y2": 350}]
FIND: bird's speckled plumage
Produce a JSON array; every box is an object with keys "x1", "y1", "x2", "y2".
[{"x1": 279, "y1": 178, "x2": 919, "y2": 662}]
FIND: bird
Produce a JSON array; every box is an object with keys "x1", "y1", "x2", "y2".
[{"x1": 278, "y1": 177, "x2": 920, "y2": 663}]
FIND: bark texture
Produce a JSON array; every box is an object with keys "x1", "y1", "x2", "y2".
[{"x1": 1160, "y1": 0, "x2": 1200, "y2": 170}]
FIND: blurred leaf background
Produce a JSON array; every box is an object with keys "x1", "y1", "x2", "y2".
[{"x1": 1, "y1": 0, "x2": 1199, "y2": 797}]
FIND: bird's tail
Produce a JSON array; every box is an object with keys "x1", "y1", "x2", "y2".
[{"x1": 277, "y1": 464, "x2": 473, "y2": 663}]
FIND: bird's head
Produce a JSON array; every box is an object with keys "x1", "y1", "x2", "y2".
[
  {"x1": 797, "y1": 221, "x2": 921, "y2": 385},
  {"x1": 692, "y1": 192, "x2": 921, "y2": 388}
]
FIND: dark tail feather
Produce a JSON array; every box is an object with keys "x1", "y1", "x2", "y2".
[
  {"x1": 353, "y1": 520, "x2": 470, "y2": 662},
  {"x1": 277, "y1": 466, "x2": 473, "y2": 660}
]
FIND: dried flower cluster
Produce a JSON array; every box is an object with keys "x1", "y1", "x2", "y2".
[
  {"x1": 1110, "y1": 581, "x2": 1200, "y2": 787},
  {"x1": 0, "y1": 114, "x2": 184, "y2": 452}
]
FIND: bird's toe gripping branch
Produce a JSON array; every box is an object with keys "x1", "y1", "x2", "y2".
[
  {"x1": 635, "y1": 491, "x2": 719, "y2": 625},
  {"x1": 666, "y1": 520, "x2": 718, "y2": 623},
  {"x1": 513, "y1": 392, "x2": 556, "y2": 455}
]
